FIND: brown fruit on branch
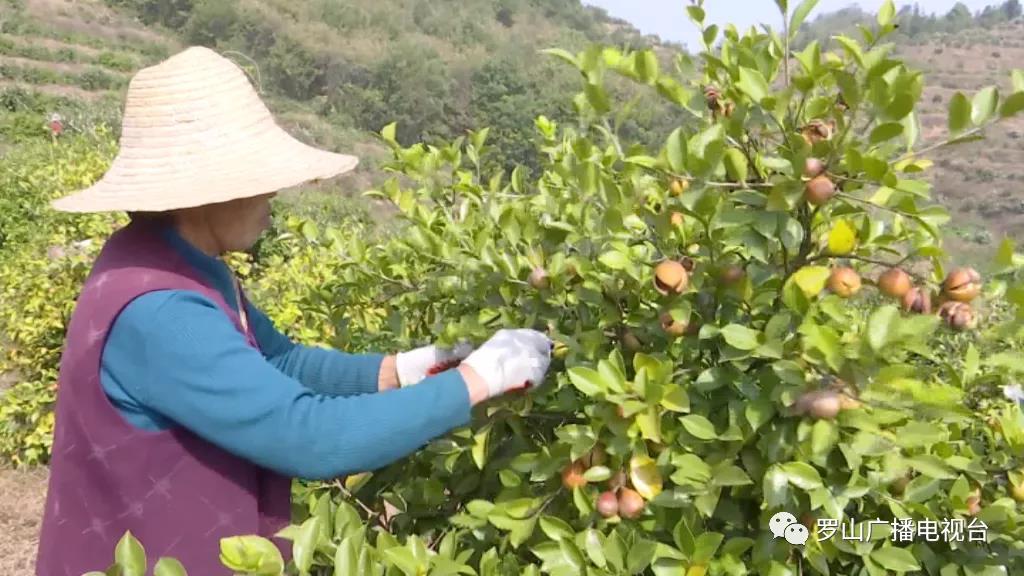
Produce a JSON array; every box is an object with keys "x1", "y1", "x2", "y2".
[
  {"x1": 804, "y1": 175, "x2": 836, "y2": 206},
  {"x1": 597, "y1": 491, "x2": 619, "y2": 518},
  {"x1": 1011, "y1": 480, "x2": 1024, "y2": 503},
  {"x1": 942, "y1": 267, "x2": 982, "y2": 303},
  {"x1": 528, "y1": 266, "x2": 550, "y2": 289},
  {"x1": 891, "y1": 474, "x2": 911, "y2": 496},
  {"x1": 720, "y1": 265, "x2": 745, "y2": 285},
  {"x1": 704, "y1": 86, "x2": 721, "y2": 110},
  {"x1": 803, "y1": 157, "x2": 826, "y2": 178},
  {"x1": 617, "y1": 488, "x2": 645, "y2": 519},
  {"x1": 669, "y1": 179, "x2": 689, "y2": 196},
  {"x1": 609, "y1": 470, "x2": 628, "y2": 490},
  {"x1": 838, "y1": 393, "x2": 862, "y2": 411},
  {"x1": 622, "y1": 330, "x2": 642, "y2": 352},
  {"x1": 654, "y1": 260, "x2": 689, "y2": 295},
  {"x1": 561, "y1": 461, "x2": 588, "y2": 490},
  {"x1": 966, "y1": 493, "x2": 982, "y2": 516},
  {"x1": 878, "y1": 268, "x2": 912, "y2": 299},
  {"x1": 827, "y1": 267, "x2": 862, "y2": 298},
  {"x1": 585, "y1": 445, "x2": 607, "y2": 468},
  {"x1": 796, "y1": 390, "x2": 842, "y2": 420},
  {"x1": 938, "y1": 301, "x2": 977, "y2": 332},
  {"x1": 801, "y1": 119, "x2": 834, "y2": 145},
  {"x1": 901, "y1": 287, "x2": 932, "y2": 314},
  {"x1": 660, "y1": 312, "x2": 688, "y2": 338}
]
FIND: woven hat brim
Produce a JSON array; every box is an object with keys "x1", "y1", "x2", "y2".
[{"x1": 51, "y1": 132, "x2": 359, "y2": 213}]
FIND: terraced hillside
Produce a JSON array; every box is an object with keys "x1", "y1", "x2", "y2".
[{"x1": 896, "y1": 19, "x2": 1024, "y2": 261}]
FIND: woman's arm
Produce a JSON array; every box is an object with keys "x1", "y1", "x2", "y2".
[
  {"x1": 103, "y1": 290, "x2": 484, "y2": 479},
  {"x1": 245, "y1": 300, "x2": 400, "y2": 395}
]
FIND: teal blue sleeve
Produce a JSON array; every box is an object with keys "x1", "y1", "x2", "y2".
[
  {"x1": 244, "y1": 301, "x2": 384, "y2": 397},
  {"x1": 100, "y1": 290, "x2": 472, "y2": 480}
]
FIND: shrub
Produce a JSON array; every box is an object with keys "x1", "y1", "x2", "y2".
[{"x1": 96, "y1": 51, "x2": 136, "y2": 72}]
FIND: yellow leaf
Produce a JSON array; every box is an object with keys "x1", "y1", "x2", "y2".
[
  {"x1": 827, "y1": 219, "x2": 857, "y2": 255},
  {"x1": 686, "y1": 566, "x2": 708, "y2": 576},
  {"x1": 792, "y1": 266, "x2": 831, "y2": 298},
  {"x1": 344, "y1": 472, "x2": 372, "y2": 492},
  {"x1": 629, "y1": 455, "x2": 663, "y2": 500}
]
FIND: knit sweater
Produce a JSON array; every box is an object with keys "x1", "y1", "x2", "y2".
[{"x1": 100, "y1": 225, "x2": 471, "y2": 480}]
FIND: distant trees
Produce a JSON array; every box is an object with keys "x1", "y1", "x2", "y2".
[{"x1": 797, "y1": 0, "x2": 1024, "y2": 48}]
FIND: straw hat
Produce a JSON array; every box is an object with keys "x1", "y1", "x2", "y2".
[{"x1": 51, "y1": 46, "x2": 359, "y2": 213}]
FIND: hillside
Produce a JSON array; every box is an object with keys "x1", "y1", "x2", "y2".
[
  {"x1": 1, "y1": 0, "x2": 677, "y2": 221},
  {"x1": 1, "y1": 0, "x2": 1023, "y2": 261}
]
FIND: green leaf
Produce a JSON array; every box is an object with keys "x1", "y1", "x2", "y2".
[
  {"x1": 585, "y1": 82, "x2": 611, "y2": 114},
  {"x1": 1014, "y1": 69, "x2": 1024, "y2": 93},
  {"x1": 790, "y1": 0, "x2": 820, "y2": 38},
  {"x1": 680, "y1": 414, "x2": 718, "y2": 440},
  {"x1": 540, "y1": 516, "x2": 575, "y2": 542},
  {"x1": 792, "y1": 266, "x2": 831, "y2": 297},
  {"x1": 870, "y1": 122, "x2": 903, "y2": 143},
  {"x1": 712, "y1": 464, "x2": 753, "y2": 487},
  {"x1": 114, "y1": 531, "x2": 147, "y2": 576},
  {"x1": 867, "y1": 305, "x2": 899, "y2": 353},
  {"x1": 334, "y1": 537, "x2": 359, "y2": 576},
  {"x1": 383, "y1": 545, "x2": 422, "y2": 576},
  {"x1": 293, "y1": 517, "x2": 322, "y2": 575},
  {"x1": 870, "y1": 547, "x2": 920, "y2": 572},
  {"x1": 472, "y1": 425, "x2": 489, "y2": 470},
  {"x1": 584, "y1": 530, "x2": 607, "y2": 568},
  {"x1": 154, "y1": 558, "x2": 188, "y2": 576},
  {"x1": 626, "y1": 539, "x2": 657, "y2": 574},
  {"x1": 541, "y1": 48, "x2": 579, "y2": 70},
  {"x1": 877, "y1": 0, "x2": 895, "y2": 26},
  {"x1": 693, "y1": 533, "x2": 725, "y2": 564},
  {"x1": 972, "y1": 86, "x2": 999, "y2": 125},
  {"x1": 907, "y1": 455, "x2": 956, "y2": 479},
  {"x1": 661, "y1": 385, "x2": 691, "y2": 413},
  {"x1": 598, "y1": 250, "x2": 631, "y2": 271},
  {"x1": 583, "y1": 466, "x2": 613, "y2": 482},
  {"x1": 381, "y1": 122, "x2": 397, "y2": 143},
  {"x1": 635, "y1": 50, "x2": 659, "y2": 84},
  {"x1": 219, "y1": 536, "x2": 285, "y2": 575},
  {"x1": 687, "y1": 5, "x2": 706, "y2": 24},
  {"x1": 666, "y1": 127, "x2": 688, "y2": 173},
  {"x1": 737, "y1": 67, "x2": 770, "y2": 104},
  {"x1": 1001, "y1": 91, "x2": 1024, "y2": 118},
  {"x1": 763, "y1": 466, "x2": 790, "y2": 508},
  {"x1": 567, "y1": 367, "x2": 606, "y2": 397},
  {"x1": 948, "y1": 92, "x2": 971, "y2": 133},
  {"x1": 834, "y1": 35, "x2": 865, "y2": 67},
  {"x1": 724, "y1": 148, "x2": 749, "y2": 182},
  {"x1": 720, "y1": 324, "x2": 761, "y2": 351},
  {"x1": 885, "y1": 93, "x2": 915, "y2": 121},
  {"x1": 781, "y1": 461, "x2": 823, "y2": 490}
]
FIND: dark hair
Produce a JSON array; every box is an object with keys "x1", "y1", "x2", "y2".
[{"x1": 127, "y1": 211, "x2": 169, "y2": 223}]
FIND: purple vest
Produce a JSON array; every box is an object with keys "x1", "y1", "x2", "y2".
[{"x1": 36, "y1": 221, "x2": 292, "y2": 575}]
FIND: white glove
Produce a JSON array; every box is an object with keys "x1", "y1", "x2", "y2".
[
  {"x1": 461, "y1": 329, "x2": 553, "y2": 399},
  {"x1": 395, "y1": 341, "x2": 475, "y2": 387}
]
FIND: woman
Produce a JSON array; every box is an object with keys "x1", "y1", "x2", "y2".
[{"x1": 35, "y1": 46, "x2": 552, "y2": 575}]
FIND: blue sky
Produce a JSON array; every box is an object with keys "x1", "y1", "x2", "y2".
[{"x1": 580, "y1": 1, "x2": 999, "y2": 50}]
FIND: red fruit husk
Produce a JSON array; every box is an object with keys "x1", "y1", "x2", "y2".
[{"x1": 425, "y1": 358, "x2": 463, "y2": 376}]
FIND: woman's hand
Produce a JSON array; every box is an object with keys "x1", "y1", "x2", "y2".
[
  {"x1": 394, "y1": 341, "x2": 475, "y2": 387},
  {"x1": 460, "y1": 328, "x2": 553, "y2": 402}
]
